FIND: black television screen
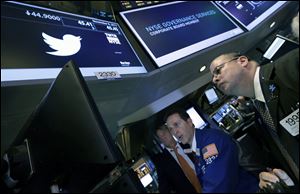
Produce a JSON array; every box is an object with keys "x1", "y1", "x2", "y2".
[
  {"x1": 1, "y1": 1, "x2": 147, "y2": 86},
  {"x1": 120, "y1": 1, "x2": 243, "y2": 67},
  {"x1": 205, "y1": 87, "x2": 219, "y2": 105},
  {"x1": 12, "y1": 60, "x2": 121, "y2": 166},
  {"x1": 215, "y1": 1, "x2": 287, "y2": 31}
]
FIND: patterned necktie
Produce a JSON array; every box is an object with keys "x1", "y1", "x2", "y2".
[
  {"x1": 174, "y1": 146, "x2": 202, "y2": 193},
  {"x1": 254, "y1": 100, "x2": 276, "y2": 132}
]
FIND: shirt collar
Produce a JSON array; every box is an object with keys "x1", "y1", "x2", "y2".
[
  {"x1": 166, "y1": 142, "x2": 179, "y2": 152},
  {"x1": 253, "y1": 66, "x2": 266, "y2": 103},
  {"x1": 166, "y1": 147, "x2": 173, "y2": 152}
]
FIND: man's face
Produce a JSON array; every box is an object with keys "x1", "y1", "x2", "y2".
[
  {"x1": 210, "y1": 56, "x2": 244, "y2": 96},
  {"x1": 166, "y1": 113, "x2": 194, "y2": 145},
  {"x1": 156, "y1": 129, "x2": 175, "y2": 148}
]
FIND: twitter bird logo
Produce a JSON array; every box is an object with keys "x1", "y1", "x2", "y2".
[{"x1": 42, "y1": 32, "x2": 82, "y2": 56}]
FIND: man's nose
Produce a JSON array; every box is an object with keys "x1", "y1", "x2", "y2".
[
  {"x1": 212, "y1": 75, "x2": 219, "y2": 84},
  {"x1": 173, "y1": 128, "x2": 180, "y2": 137}
]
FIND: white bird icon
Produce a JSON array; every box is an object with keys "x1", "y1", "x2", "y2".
[{"x1": 42, "y1": 32, "x2": 82, "y2": 56}]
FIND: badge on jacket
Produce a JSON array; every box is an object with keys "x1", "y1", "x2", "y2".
[{"x1": 202, "y1": 143, "x2": 219, "y2": 159}]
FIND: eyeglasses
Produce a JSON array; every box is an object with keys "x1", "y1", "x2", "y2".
[{"x1": 212, "y1": 57, "x2": 239, "y2": 77}]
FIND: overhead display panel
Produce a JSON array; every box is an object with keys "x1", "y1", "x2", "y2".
[
  {"x1": 1, "y1": 1, "x2": 147, "y2": 86},
  {"x1": 120, "y1": 1, "x2": 243, "y2": 67},
  {"x1": 215, "y1": 1, "x2": 287, "y2": 31}
]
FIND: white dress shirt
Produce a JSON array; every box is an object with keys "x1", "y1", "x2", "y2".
[
  {"x1": 166, "y1": 143, "x2": 196, "y2": 171},
  {"x1": 253, "y1": 66, "x2": 266, "y2": 103}
]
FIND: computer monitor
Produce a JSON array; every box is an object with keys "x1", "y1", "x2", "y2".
[
  {"x1": 186, "y1": 106, "x2": 207, "y2": 129},
  {"x1": 9, "y1": 60, "x2": 122, "y2": 191},
  {"x1": 215, "y1": 1, "x2": 287, "y2": 31},
  {"x1": 111, "y1": 1, "x2": 166, "y2": 11},
  {"x1": 134, "y1": 162, "x2": 153, "y2": 187},
  {"x1": 120, "y1": 1, "x2": 243, "y2": 67},
  {"x1": 131, "y1": 155, "x2": 158, "y2": 191},
  {"x1": 204, "y1": 87, "x2": 219, "y2": 105},
  {"x1": 263, "y1": 34, "x2": 299, "y2": 61},
  {"x1": 12, "y1": 60, "x2": 121, "y2": 164},
  {"x1": 90, "y1": 166, "x2": 146, "y2": 193},
  {"x1": 1, "y1": 1, "x2": 147, "y2": 86}
]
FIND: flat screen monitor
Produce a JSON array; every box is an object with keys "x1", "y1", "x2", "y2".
[
  {"x1": 132, "y1": 156, "x2": 156, "y2": 189},
  {"x1": 12, "y1": 60, "x2": 121, "y2": 167},
  {"x1": 113, "y1": 1, "x2": 166, "y2": 11},
  {"x1": 120, "y1": 1, "x2": 243, "y2": 67},
  {"x1": 212, "y1": 112, "x2": 223, "y2": 123},
  {"x1": 135, "y1": 163, "x2": 153, "y2": 187},
  {"x1": 212, "y1": 103, "x2": 230, "y2": 123},
  {"x1": 215, "y1": 1, "x2": 287, "y2": 31},
  {"x1": 204, "y1": 87, "x2": 219, "y2": 105},
  {"x1": 263, "y1": 34, "x2": 299, "y2": 60},
  {"x1": 1, "y1": 1, "x2": 147, "y2": 86},
  {"x1": 186, "y1": 106, "x2": 207, "y2": 129}
]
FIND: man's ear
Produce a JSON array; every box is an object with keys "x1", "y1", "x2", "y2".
[
  {"x1": 239, "y1": 56, "x2": 249, "y2": 67},
  {"x1": 187, "y1": 118, "x2": 194, "y2": 127}
]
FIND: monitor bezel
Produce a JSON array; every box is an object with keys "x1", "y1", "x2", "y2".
[
  {"x1": 119, "y1": 1, "x2": 244, "y2": 68},
  {"x1": 186, "y1": 106, "x2": 207, "y2": 129},
  {"x1": 215, "y1": 1, "x2": 288, "y2": 31},
  {"x1": 1, "y1": 1, "x2": 147, "y2": 86},
  {"x1": 204, "y1": 87, "x2": 219, "y2": 105}
]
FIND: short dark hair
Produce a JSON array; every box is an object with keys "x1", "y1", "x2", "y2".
[
  {"x1": 155, "y1": 124, "x2": 169, "y2": 134},
  {"x1": 163, "y1": 108, "x2": 190, "y2": 123}
]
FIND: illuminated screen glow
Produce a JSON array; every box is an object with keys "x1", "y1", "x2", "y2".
[
  {"x1": 120, "y1": 1, "x2": 243, "y2": 67},
  {"x1": 215, "y1": 1, "x2": 287, "y2": 31},
  {"x1": 186, "y1": 107, "x2": 206, "y2": 129},
  {"x1": 1, "y1": 1, "x2": 147, "y2": 85},
  {"x1": 140, "y1": 173, "x2": 153, "y2": 187},
  {"x1": 205, "y1": 88, "x2": 219, "y2": 104},
  {"x1": 263, "y1": 34, "x2": 299, "y2": 60}
]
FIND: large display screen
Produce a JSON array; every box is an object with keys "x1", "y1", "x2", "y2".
[
  {"x1": 1, "y1": 1, "x2": 147, "y2": 85},
  {"x1": 120, "y1": 1, "x2": 243, "y2": 67},
  {"x1": 117, "y1": 1, "x2": 165, "y2": 11},
  {"x1": 215, "y1": 1, "x2": 287, "y2": 31}
]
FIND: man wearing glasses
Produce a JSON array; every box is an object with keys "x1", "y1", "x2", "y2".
[{"x1": 210, "y1": 48, "x2": 299, "y2": 192}]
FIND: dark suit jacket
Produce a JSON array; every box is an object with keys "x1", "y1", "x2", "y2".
[
  {"x1": 151, "y1": 148, "x2": 196, "y2": 193},
  {"x1": 259, "y1": 48, "x2": 299, "y2": 182}
]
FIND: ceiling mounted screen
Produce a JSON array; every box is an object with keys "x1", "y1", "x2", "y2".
[
  {"x1": 120, "y1": 1, "x2": 243, "y2": 67},
  {"x1": 215, "y1": 1, "x2": 287, "y2": 31},
  {"x1": 1, "y1": 1, "x2": 147, "y2": 86}
]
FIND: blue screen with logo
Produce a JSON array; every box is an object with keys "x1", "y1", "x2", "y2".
[
  {"x1": 215, "y1": 1, "x2": 287, "y2": 30},
  {"x1": 1, "y1": 1, "x2": 147, "y2": 85}
]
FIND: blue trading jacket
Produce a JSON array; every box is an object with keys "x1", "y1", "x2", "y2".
[{"x1": 193, "y1": 127, "x2": 259, "y2": 193}]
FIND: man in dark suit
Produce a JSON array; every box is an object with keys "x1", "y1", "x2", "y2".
[
  {"x1": 210, "y1": 48, "x2": 299, "y2": 191},
  {"x1": 153, "y1": 125, "x2": 197, "y2": 193}
]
